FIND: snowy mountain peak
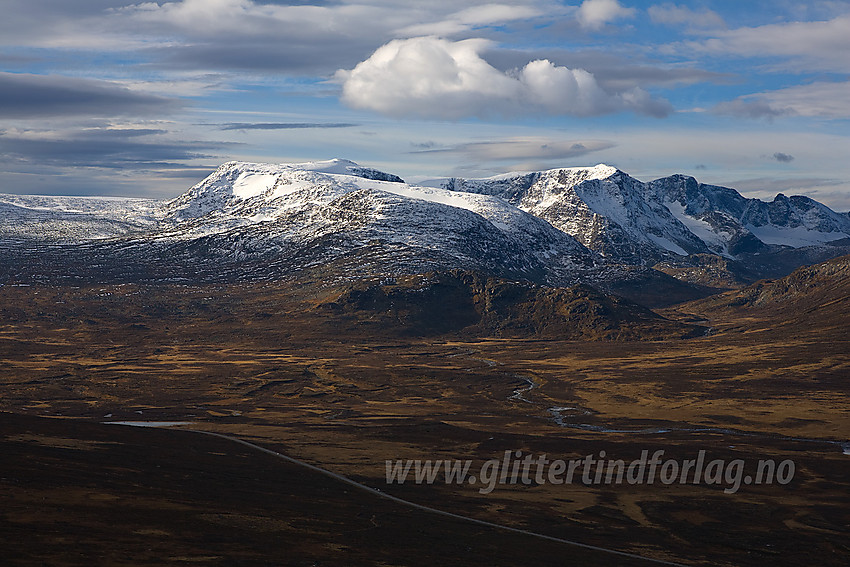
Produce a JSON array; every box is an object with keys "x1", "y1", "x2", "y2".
[
  {"x1": 472, "y1": 163, "x2": 619, "y2": 183},
  {"x1": 163, "y1": 159, "x2": 406, "y2": 221},
  {"x1": 283, "y1": 158, "x2": 405, "y2": 183},
  {"x1": 294, "y1": 157, "x2": 360, "y2": 173},
  {"x1": 210, "y1": 159, "x2": 404, "y2": 182},
  {"x1": 435, "y1": 165, "x2": 706, "y2": 264},
  {"x1": 553, "y1": 163, "x2": 619, "y2": 181},
  {"x1": 648, "y1": 174, "x2": 850, "y2": 255},
  {"x1": 442, "y1": 165, "x2": 850, "y2": 265},
  {"x1": 3, "y1": 159, "x2": 850, "y2": 295}
]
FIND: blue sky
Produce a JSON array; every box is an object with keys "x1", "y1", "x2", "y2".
[{"x1": 1, "y1": 0, "x2": 849, "y2": 208}]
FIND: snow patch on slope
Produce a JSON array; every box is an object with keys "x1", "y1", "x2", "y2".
[
  {"x1": 231, "y1": 172, "x2": 279, "y2": 200},
  {"x1": 747, "y1": 225, "x2": 849, "y2": 247},
  {"x1": 664, "y1": 199, "x2": 733, "y2": 256},
  {"x1": 646, "y1": 233, "x2": 688, "y2": 256}
]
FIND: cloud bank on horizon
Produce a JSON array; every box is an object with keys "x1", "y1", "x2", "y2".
[{"x1": 0, "y1": 0, "x2": 849, "y2": 207}]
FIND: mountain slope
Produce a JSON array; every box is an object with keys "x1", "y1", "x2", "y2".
[
  {"x1": 430, "y1": 165, "x2": 850, "y2": 284},
  {"x1": 0, "y1": 194, "x2": 162, "y2": 241},
  {"x1": 695, "y1": 254, "x2": 850, "y2": 314},
  {"x1": 2, "y1": 158, "x2": 847, "y2": 305},
  {"x1": 0, "y1": 161, "x2": 614, "y2": 291},
  {"x1": 157, "y1": 160, "x2": 605, "y2": 286},
  {"x1": 647, "y1": 174, "x2": 850, "y2": 256},
  {"x1": 432, "y1": 166, "x2": 710, "y2": 265}
]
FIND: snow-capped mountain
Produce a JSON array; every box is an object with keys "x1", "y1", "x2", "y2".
[
  {"x1": 2, "y1": 159, "x2": 848, "y2": 300},
  {"x1": 154, "y1": 160, "x2": 600, "y2": 284},
  {"x1": 0, "y1": 160, "x2": 611, "y2": 289},
  {"x1": 647, "y1": 174, "x2": 850, "y2": 256},
  {"x1": 430, "y1": 166, "x2": 850, "y2": 266},
  {"x1": 429, "y1": 166, "x2": 709, "y2": 265}
]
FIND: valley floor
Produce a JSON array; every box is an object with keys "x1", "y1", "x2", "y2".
[{"x1": 0, "y1": 282, "x2": 848, "y2": 566}]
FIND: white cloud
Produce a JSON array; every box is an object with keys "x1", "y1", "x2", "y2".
[
  {"x1": 0, "y1": 1, "x2": 558, "y2": 73},
  {"x1": 452, "y1": 3, "x2": 542, "y2": 26},
  {"x1": 648, "y1": 3, "x2": 725, "y2": 29},
  {"x1": 690, "y1": 14, "x2": 850, "y2": 73},
  {"x1": 576, "y1": 0, "x2": 635, "y2": 30},
  {"x1": 337, "y1": 37, "x2": 670, "y2": 119},
  {"x1": 760, "y1": 81, "x2": 850, "y2": 118},
  {"x1": 398, "y1": 4, "x2": 543, "y2": 36},
  {"x1": 714, "y1": 81, "x2": 850, "y2": 119},
  {"x1": 120, "y1": 1, "x2": 553, "y2": 44},
  {"x1": 123, "y1": 0, "x2": 393, "y2": 40},
  {"x1": 86, "y1": 0, "x2": 570, "y2": 75}
]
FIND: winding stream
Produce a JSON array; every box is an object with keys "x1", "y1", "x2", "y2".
[{"x1": 508, "y1": 376, "x2": 850, "y2": 456}]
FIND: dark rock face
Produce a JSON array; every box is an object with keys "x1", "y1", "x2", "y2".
[
  {"x1": 317, "y1": 270, "x2": 705, "y2": 339},
  {"x1": 349, "y1": 166, "x2": 405, "y2": 184}
]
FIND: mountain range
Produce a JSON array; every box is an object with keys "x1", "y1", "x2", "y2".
[{"x1": 2, "y1": 158, "x2": 849, "y2": 308}]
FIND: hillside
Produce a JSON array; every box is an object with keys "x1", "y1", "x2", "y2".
[{"x1": 689, "y1": 254, "x2": 850, "y2": 331}]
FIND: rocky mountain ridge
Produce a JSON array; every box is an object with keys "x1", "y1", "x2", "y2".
[
  {"x1": 430, "y1": 166, "x2": 850, "y2": 268},
  {"x1": 2, "y1": 159, "x2": 848, "y2": 306}
]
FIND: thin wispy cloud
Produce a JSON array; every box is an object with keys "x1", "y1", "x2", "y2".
[
  {"x1": 104, "y1": 0, "x2": 563, "y2": 74},
  {"x1": 0, "y1": 127, "x2": 231, "y2": 169},
  {"x1": 713, "y1": 81, "x2": 850, "y2": 120},
  {"x1": 686, "y1": 14, "x2": 850, "y2": 73},
  {"x1": 0, "y1": 72, "x2": 181, "y2": 119},
  {"x1": 412, "y1": 138, "x2": 616, "y2": 162},
  {"x1": 648, "y1": 3, "x2": 725, "y2": 30},
  {"x1": 711, "y1": 98, "x2": 792, "y2": 120},
  {"x1": 397, "y1": 4, "x2": 544, "y2": 36},
  {"x1": 219, "y1": 123, "x2": 358, "y2": 131}
]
